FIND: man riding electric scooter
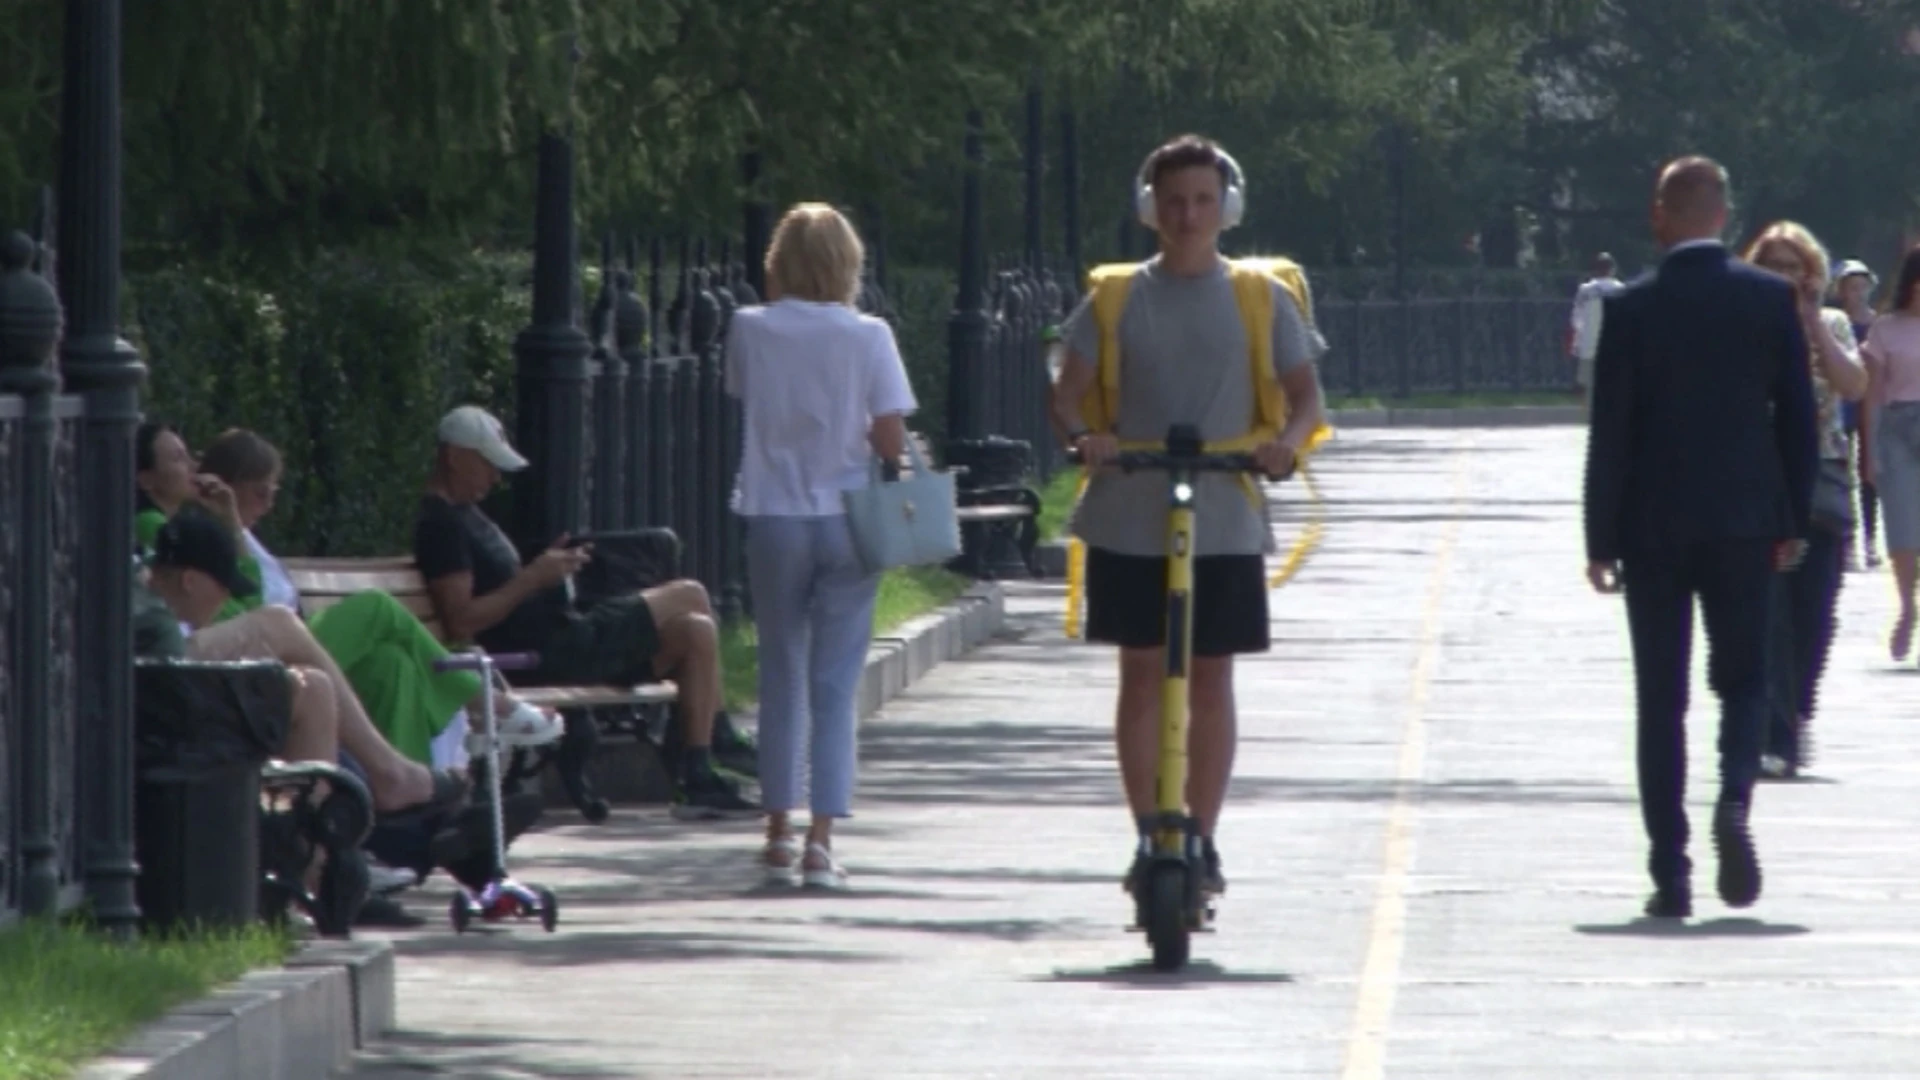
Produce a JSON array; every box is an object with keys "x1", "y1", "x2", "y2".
[{"x1": 1049, "y1": 134, "x2": 1330, "y2": 903}]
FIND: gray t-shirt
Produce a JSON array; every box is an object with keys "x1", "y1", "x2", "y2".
[{"x1": 1063, "y1": 257, "x2": 1323, "y2": 558}]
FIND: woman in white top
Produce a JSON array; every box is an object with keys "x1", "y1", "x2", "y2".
[{"x1": 727, "y1": 204, "x2": 916, "y2": 889}]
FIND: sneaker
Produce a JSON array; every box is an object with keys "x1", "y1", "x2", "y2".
[
  {"x1": 1713, "y1": 798, "x2": 1762, "y2": 909},
  {"x1": 465, "y1": 701, "x2": 564, "y2": 758},
  {"x1": 1201, "y1": 838, "x2": 1227, "y2": 897},
  {"x1": 670, "y1": 769, "x2": 759, "y2": 821},
  {"x1": 368, "y1": 859, "x2": 419, "y2": 896},
  {"x1": 801, "y1": 842, "x2": 848, "y2": 890}
]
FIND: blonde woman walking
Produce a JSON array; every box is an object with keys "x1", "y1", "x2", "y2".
[{"x1": 727, "y1": 204, "x2": 916, "y2": 889}]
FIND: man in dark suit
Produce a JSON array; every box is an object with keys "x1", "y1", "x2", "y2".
[{"x1": 1583, "y1": 156, "x2": 1819, "y2": 919}]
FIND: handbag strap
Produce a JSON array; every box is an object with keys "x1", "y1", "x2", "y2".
[{"x1": 873, "y1": 435, "x2": 935, "y2": 483}]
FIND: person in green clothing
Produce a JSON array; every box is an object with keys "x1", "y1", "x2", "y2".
[{"x1": 134, "y1": 422, "x2": 561, "y2": 763}]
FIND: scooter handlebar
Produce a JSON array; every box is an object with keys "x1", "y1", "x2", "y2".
[{"x1": 1064, "y1": 447, "x2": 1293, "y2": 481}]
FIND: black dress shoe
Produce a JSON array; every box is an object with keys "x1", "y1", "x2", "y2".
[
  {"x1": 1714, "y1": 799, "x2": 1762, "y2": 909},
  {"x1": 1644, "y1": 887, "x2": 1692, "y2": 919}
]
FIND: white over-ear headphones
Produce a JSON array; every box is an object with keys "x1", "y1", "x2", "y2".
[{"x1": 1135, "y1": 143, "x2": 1247, "y2": 232}]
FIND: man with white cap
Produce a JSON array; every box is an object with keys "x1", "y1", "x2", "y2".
[
  {"x1": 1835, "y1": 258, "x2": 1882, "y2": 568},
  {"x1": 414, "y1": 405, "x2": 756, "y2": 820}
]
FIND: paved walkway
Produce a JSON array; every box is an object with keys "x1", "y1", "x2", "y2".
[{"x1": 348, "y1": 427, "x2": 1920, "y2": 1079}]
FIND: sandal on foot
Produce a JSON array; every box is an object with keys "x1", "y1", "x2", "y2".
[
  {"x1": 762, "y1": 837, "x2": 800, "y2": 886},
  {"x1": 467, "y1": 701, "x2": 564, "y2": 757},
  {"x1": 377, "y1": 768, "x2": 470, "y2": 823},
  {"x1": 801, "y1": 842, "x2": 847, "y2": 891}
]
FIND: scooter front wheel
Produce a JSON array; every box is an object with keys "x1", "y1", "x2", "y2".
[{"x1": 1144, "y1": 863, "x2": 1191, "y2": 972}]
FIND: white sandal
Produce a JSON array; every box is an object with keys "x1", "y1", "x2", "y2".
[
  {"x1": 762, "y1": 837, "x2": 800, "y2": 885},
  {"x1": 801, "y1": 842, "x2": 847, "y2": 891},
  {"x1": 464, "y1": 700, "x2": 564, "y2": 757}
]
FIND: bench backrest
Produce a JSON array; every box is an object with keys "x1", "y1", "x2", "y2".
[{"x1": 281, "y1": 559, "x2": 446, "y2": 642}]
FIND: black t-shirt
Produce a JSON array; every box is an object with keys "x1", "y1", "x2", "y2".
[{"x1": 412, "y1": 495, "x2": 568, "y2": 653}]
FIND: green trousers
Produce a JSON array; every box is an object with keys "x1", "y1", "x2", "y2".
[{"x1": 307, "y1": 591, "x2": 481, "y2": 764}]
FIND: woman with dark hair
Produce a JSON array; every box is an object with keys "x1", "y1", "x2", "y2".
[{"x1": 1863, "y1": 244, "x2": 1920, "y2": 659}]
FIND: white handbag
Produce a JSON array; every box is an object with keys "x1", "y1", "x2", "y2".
[{"x1": 841, "y1": 439, "x2": 962, "y2": 574}]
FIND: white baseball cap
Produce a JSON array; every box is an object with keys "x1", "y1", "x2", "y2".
[
  {"x1": 436, "y1": 405, "x2": 528, "y2": 472},
  {"x1": 1835, "y1": 258, "x2": 1878, "y2": 287}
]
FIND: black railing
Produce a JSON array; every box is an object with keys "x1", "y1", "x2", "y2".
[{"x1": 1312, "y1": 295, "x2": 1574, "y2": 399}]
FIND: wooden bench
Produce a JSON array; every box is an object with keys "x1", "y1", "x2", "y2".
[{"x1": 283, "y1": 557, "x2": 679, "y2": 822}]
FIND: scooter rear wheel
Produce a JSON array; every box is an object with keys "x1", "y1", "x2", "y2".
[{"x1": 1145, "y1": 863, "x2": 1191, "y2": 972}]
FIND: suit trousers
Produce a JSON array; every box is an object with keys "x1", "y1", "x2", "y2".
[{"x1": 1620, "y1": 540, "x2": 1774, "y2": 888}]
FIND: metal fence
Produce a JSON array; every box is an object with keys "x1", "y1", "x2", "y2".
[
  {"x1": 1313, "y1": 295, "x2": 1575, "y2": 399},
  {"x1": 528, "y1": 236, "x2": 915, "y2": 626}
]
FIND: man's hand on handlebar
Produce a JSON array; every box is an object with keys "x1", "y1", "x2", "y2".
[
  {"x1": 1071, "y1": 432, "x2": 1122, "y2": 468},
  {"x1": 1253, "y1": 439, "x2": 1299, "y2": 480}
]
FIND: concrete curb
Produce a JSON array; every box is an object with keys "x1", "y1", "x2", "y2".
[
  {"x1": 859, "y1": 582, "x2": 1007, "y2": 719},
  {"x1": 76, "y1": 938, "x2": 395, "y2": 1080},
  {"x1": 1328, "y1": 405, "x2": 1585, "y2": 428}
]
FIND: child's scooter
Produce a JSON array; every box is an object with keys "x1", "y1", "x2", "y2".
[{"x1": 432, "y1": 651, "x2": 559, "y2": 933}]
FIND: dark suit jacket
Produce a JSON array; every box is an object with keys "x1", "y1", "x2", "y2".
[{"x1": 1583, "y1": 243, "x2": 1819, "y2": 564}]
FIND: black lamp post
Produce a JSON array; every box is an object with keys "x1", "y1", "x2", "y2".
[
  {"x1": 511, "y1": 40, "x2": 593, "y2": 554},
  {"x1": 947, "y1": 110, "x2": 988, "y2": 446},
  {"x1": 59, "y1": 0, "x2": 146, "y2": 936},
  {"x1": 0, "y1": 229, "x2": 65, "y2": 919}
]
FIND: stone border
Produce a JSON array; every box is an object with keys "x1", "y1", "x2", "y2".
[
  {"x1": 1328, "y1": 405, "x2": 1585, "y2": 428},
  {"x1": 858, "y1": 582, "x2": 1006, "y2": 719},
  {"x1": 77, "y1": 938, "x2": 394, "y2": 1080}
]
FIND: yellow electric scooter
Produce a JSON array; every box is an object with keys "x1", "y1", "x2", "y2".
[{"x1": 1074, "y1": 422, "x2": 1284, "y2": 972}]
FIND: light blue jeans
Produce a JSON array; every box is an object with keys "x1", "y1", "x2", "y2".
[{"x1": 744, "y1": 514, "x2": 880, "y2": 818}]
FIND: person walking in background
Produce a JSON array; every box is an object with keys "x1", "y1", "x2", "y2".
[
  {"x1": 1835, "y1": 259, "x2": 1882, "y2": 569},
  {"x1": 1861, "y1": 246, "x2": 1920, "y2": 661},
  {"x1": 726, "y1": 203, "x2": 917, "y2": 890},
  {"x1": 1570, "y1": 251, "x2": 1626, "y2": 409},
  {"x1": 1584, "y1": 156, "x2": 1818, "y2": 919},
  {"x1": 1743, "y1": 224, "x2": 1867, "y2": 780}
]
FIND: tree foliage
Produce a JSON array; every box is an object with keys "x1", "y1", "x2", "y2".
[{"x1": 2, "y1": 0, "x2": 1919, "y2": 278}]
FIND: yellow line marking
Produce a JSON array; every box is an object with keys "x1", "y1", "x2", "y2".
[{"x1": 1339, "y1": 440, "x2": 1472, "y2": 1080}]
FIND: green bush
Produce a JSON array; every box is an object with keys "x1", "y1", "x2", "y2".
[
  {"x1": 126, "y1": 251, "x2": 964, "y2": 558},
  {"x1": 131, "y1": 251, "x2": 526, "y2": 556}
]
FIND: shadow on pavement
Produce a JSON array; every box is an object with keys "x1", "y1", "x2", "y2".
[
  {"x1": 1573, "y1": 917, "x2": 1811, "y2": 938},
  {"x1": 1037, "y1": 959, "x2": 1296, "y2": 988},
  {"x1": 351, "y1": 1030, "x2": 629, "y2": 1079},
  {"x1": 387, "y1": 925, "x2": 890, "y2": 965}
]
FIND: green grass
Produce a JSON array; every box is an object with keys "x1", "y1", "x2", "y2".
[
  {"x1": 721, "y1": 565, "x2": 972, "y2": 710},
  {"x1": 1326, "y1": 391, "x2": 1579, "y2": 410},
  {"x1": 0, "y1": 918, "x2": 293, "y2": 1080},
  {"x1": 1036, "y1": 468, "x2": 1082, "y2": 542}
]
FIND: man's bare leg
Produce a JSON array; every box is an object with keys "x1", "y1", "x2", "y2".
[
  {"x1": 644, "y1": 580, "x2": 721, "y2": 749},
  {"x1": 190, "y1": 607, "x2": 438, "y2": 811},
  {"x1": 1186, "y1": 655, "x2": 1237, "y2": 836},
  {"x1": 281, "y1": 665, "x2": 339, "y2": 763},
  {"x1": 1115, "y1": 647, "x2": 1162, "y2": 822}
]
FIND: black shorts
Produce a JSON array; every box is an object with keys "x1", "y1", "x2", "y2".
[
  {"x1": 1084, "y1": 547, "x2": 1271, "y2": 657},
  {"x1": 532, "y1": 594, "x2": 662, "y2": 686}
]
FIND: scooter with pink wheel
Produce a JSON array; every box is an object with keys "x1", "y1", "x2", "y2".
[{"x1": 431, "y1": 651, "x2": 559, "y2": 933}]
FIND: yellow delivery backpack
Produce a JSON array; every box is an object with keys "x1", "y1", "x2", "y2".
[{"x1": 1062, "y1": 255, "x2": 1334, "y2": 638}]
